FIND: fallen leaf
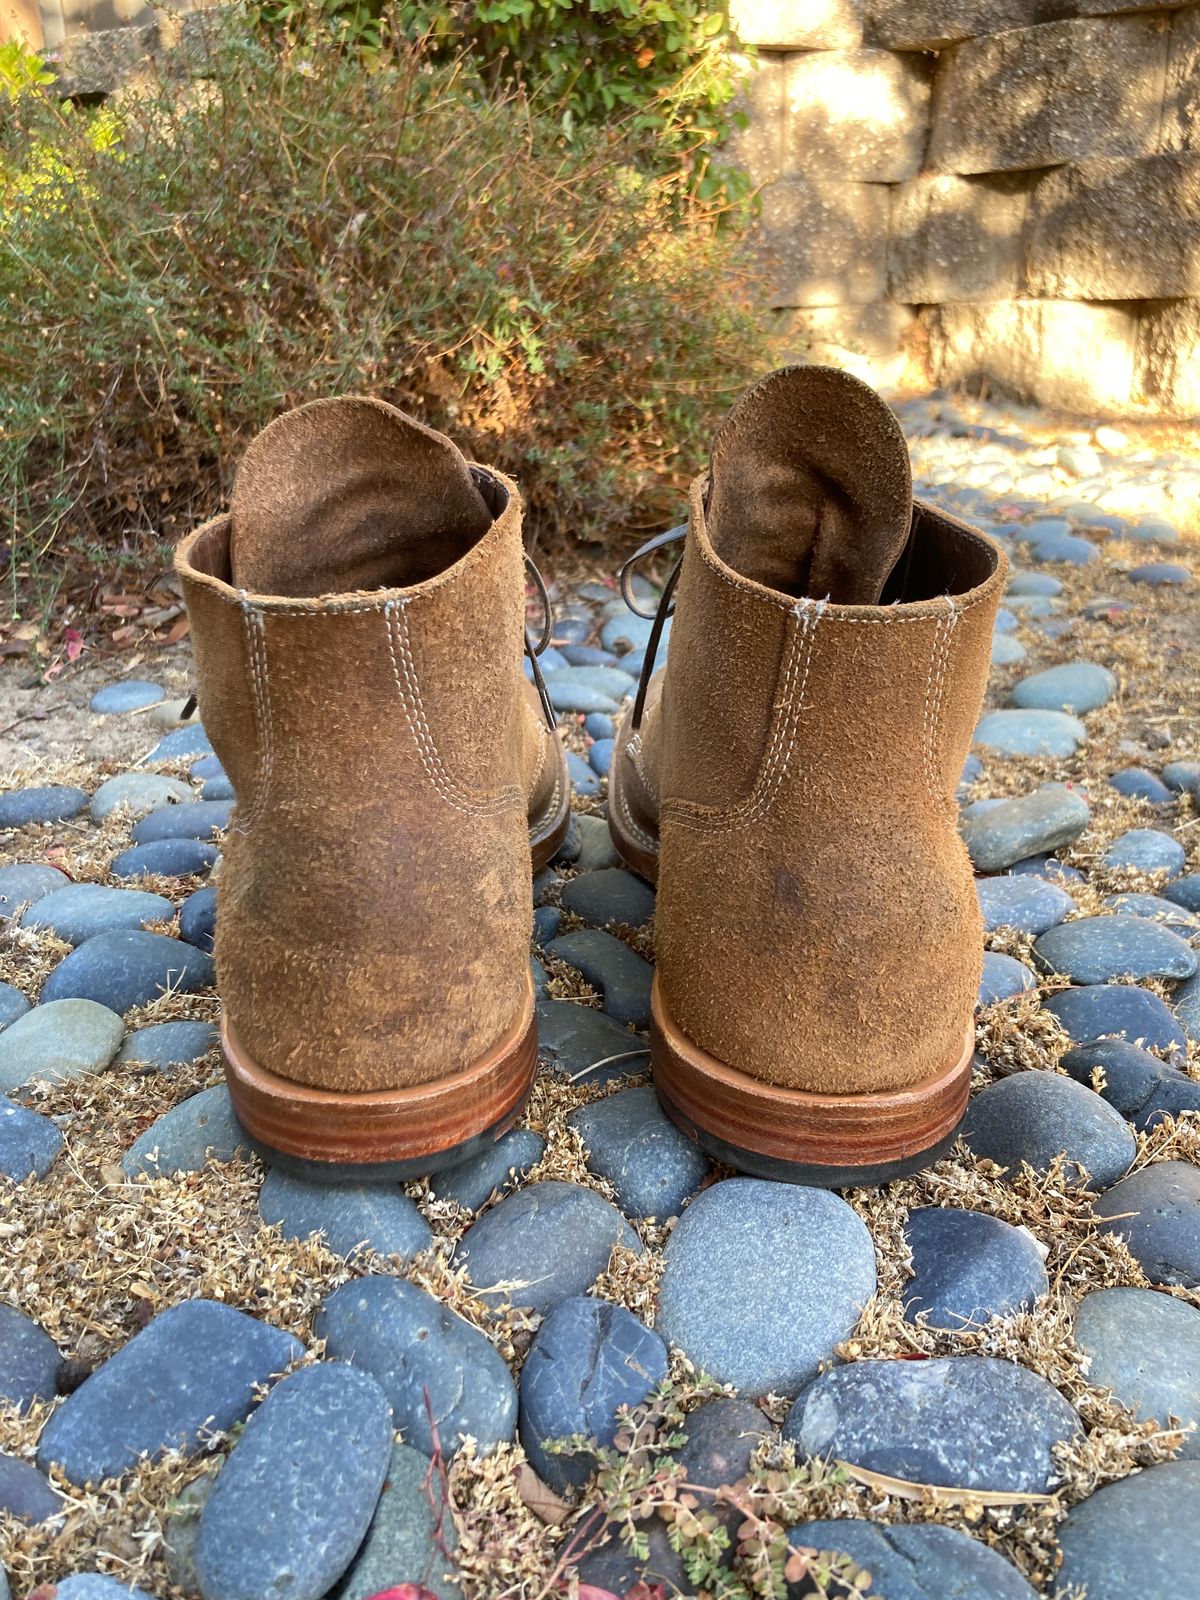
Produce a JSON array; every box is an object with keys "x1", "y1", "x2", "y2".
[
  {"x1": 516, "y1": 1462, "x2": 571, "y2": 1525},
  {"x1": 837, "y1": 1460, "x2": 1054, "y2": 1507}
]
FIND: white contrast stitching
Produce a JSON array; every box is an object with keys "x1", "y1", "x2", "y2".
[
  {"x1": 923, "y1": 600, "x2": 958, "y2": 810},
  {"x1": 614, "y1": 756, "x2": 660, "y2": 852},
  {"x1": 234, "y1": 597, "x2": 273, "y2": 836}
]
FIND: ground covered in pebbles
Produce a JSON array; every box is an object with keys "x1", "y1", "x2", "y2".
[{"x1": 2, "y1": 392, "x2": 1200, "y2": 1600}]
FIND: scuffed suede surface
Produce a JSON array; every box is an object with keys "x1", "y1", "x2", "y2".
[
  {"x1": 177, "y1": 420, "x2": 562, "y2": 1096},
  {"x1": 610, "y1": 367, "x2": 1005, "y2": 1098}
]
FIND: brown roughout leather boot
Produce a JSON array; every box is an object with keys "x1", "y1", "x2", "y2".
[
  {"x1": 608, "y1": 366, "x2": 1007, "y2": 1186},
  {"x1": 176, "y1": 398, "x2": 570, "y2": 1179}
]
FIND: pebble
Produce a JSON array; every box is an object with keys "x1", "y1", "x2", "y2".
[
  {"x1": 115, "y1": 1019, "x2": 218, "y2": 1071},
  {"x1": 0, "y1": 982, "x2": 29, "y2": 1031},
  {"x1": 1129, "y1": 516, "x2": 1180, "y2": 543},
  {"x1": 89, "y1": 773, "x2": 191, "y2": 822},
  {"x1": 657, "y1": 1178, "x2": 876, "y2": 1398},
  {"x1": 201, "y1": 774, "x2": 235, "y2": 801},
  {"x1": 532, "y1": 905, "x2": 561, "y2": 944},
  {"x1": 49, "y1": 1581, "x2": 152, "y2": 1599},
  {"x1": 588, "y1": 738, "x2": 614, "y2": 776},
  {"x1": 976, "y1": 875, "x2": 1074, "y2": 934},
  {"x1": 0, "y1": 1304, "x2": 60, "y2": 1413},
  {"x1": 1130, "y1": 562, "x2": 1189, "y2": 586},
  {"x1": 1003, "y1": 593, "x2": 1056, "y2": 615},
  {"x1": 1110, "y1": 766, "x2": 1174, "y2": 804},
  {"x1": 0, "y1": 998, "x2": 124, "y2": 1093},
  {"x1": 575, "y1": 814, "x2": 620, "y2": 871},
  {"x1": 546, "y1": 665, "x2": 634, "y2": 700},
  {"x1": 1011, "y1": 662, "x2": 1116, "y2": 715},
  {"x1": 1166, "y1": 874, "x2": 1200, "y2": 912},
  {"x1": 0, "y1": 1451, "x2": 62, "y2": 1523},
  {"x1": 963, "y1": 1070, "x2": 1136, "y2": 1189},
  {"x1": 565, "y1": 750, "x2": 603, "y2": 797},
  {"x1": 25, "y1": 883, "x2": 175, "y2": 945},
  {"x1": 428, "y1": 1126, "x2": 545, "y2": 1211},
  {"x1": 783, "y1": 1355, "x2": 1080, "y2": 1493},
  {"x1": 122, "y1": 1084, "x2": 250, "y2": 1177},
  {"x1": 993, "y1": 607, "x2": 1019, "y2": 634},
  {"x1": 530, "y1": 956, "x2": 550, "y2": 1000},
  {"x1": 519, "y1": 1295, "x2": 668, "y2": 1493},
  {"x1": 534, "y1": 1000, "x2": 649, "y2": 1084},
  {"x1": 0, "y1": 1097, "x2": 64, "y2": 1180},
  {"x1": 162, "y1": 1473, "x2": 214, "y2": 1593},
  {"x1": 1175, "y1": 970, "x2": 1200, "y2": 1042},
  {"x1": 568, "y1": 1084, "x2": 709, "y2": 1219},
  {"x1": 960, "y1": 785, "x2": 1089, "y2": 873},
  {"x1": 456, "y1": 1180, "x2": 641, "y2": 1316},
  {"x1": 991, "y1": 633, "x2": 1026, "y2": 665},
  {"x1": 194, "y1": 1362, "x2": 393, "y2": 1600},
  {"x1": 41, "y1": 929, "x2": 216, "y2": 1012},
  {"x1": 1030, "y1": 531, "x2": 1098, "y2": 564},
  {"x1": 179, "y1": 883, "x2": 217, "y2": 951},
  {"x1": 37, "y1": 1301, "x2": 301, "y2": 1485},
  {"x1": 601, "y1": 613, "x2": 666, "y2": 655},
  {"x1": 1094, "y1": 1162, "x2": 1200, "y2": 1287},
  {"x1": 786, "y1": 1521, "x2": 1039, "y2": 1599},
  {"x1": 316, "y1": 1276, "x2": 516, "y2": 1455},
  {"x1": 89, "y1": 680, "x2": 164, "y2": 713},
  {"x1": 977, "y1": 952, "x2": 1037, "y2": 1007},
  {"x1": 1106, "y1": 891, "x2": 1198, "y2": 933},
  {"x1": 559, "y1": 868, "x2": 655, "y2": 930},
  {"x1": 1007, "y1": 572, "x2": 1062, "y2": 597},
  {"x1": 583, "y1": 711, "x2": 615, "y2": 739},
  {"x1": 1057, "y1": 1460, "x2": 1200, "y2": 1600},
  {"x1": 1016, "y1": 517, "x2": 1070, "y2": 543},
  {"x1": 0, "y1": 862, "x2": 69, "y2": 915},
  {"x1": 111, "y1": 838, "x2": 219, "y2": 880},
  {"x1": 1062, "y1": 1038, "x2": 1200, "y2": 1131},
  {"x1": 259, "y1": 1170, "x2": 432, "y2": 1260},
  {"x1": 0, "y1": 785, "x2": 90, "y2": 828},
  {"x1": 1075, "y1": 1287, "x2": 1200, "y2": 1458},
  {"x1": 550, "y1": 616, "x2": 590, "y2": 645},
  {"x1": 141, "y1": 723, "x2": 213, "y2": 763},
  {"x1": 333, "y1": 1442, "x2": 461, "y2": 1600},
  {"x1": 903, "y1": 1207, "x2": 1048, "y2": 1331},
  {"x1": 974, "y1": 709, "x2": 1087, "y2": 758},
  {"x1": 544, "y1": 929, "x2": 653, "y2": 1028},
  {"x1": 544, "y1": 680, "x2": 620, "y2": 716},
  {"x1": 1044, "y1": 983, "x2": 1186, "y2": 1058},
  {"x1": 1034, "y1": 915, "x2": 1197, "y2": 985},
  {"x1": 1102, "y1": 827, "x2": 1187, "y2": 879},
  {"x1": 131, "y1": 799, "x2": 232, "y2": 843}
]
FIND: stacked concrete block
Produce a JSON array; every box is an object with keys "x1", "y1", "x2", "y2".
[
  {"x1": 757, "y1": 176, "x2": 890, "y2": 306},
  {"x1": 889, "y1": 173, "x2": 1033, "y2": 302}
]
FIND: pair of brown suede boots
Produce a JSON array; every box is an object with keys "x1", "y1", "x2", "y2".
[{"x1": 176, "y1": 366, "x2": 1005, "y2": 1190}]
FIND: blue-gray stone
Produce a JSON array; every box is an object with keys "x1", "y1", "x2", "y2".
[
  {"x1": 1074, "y1": 1288, "x2": 1200, "y2": 1458},
  {"x1": 0, "y1": 982, "x2": 29, "y2": 1031},
  {"x1": 977, "y1": 952, "x2": 1037, "y2": 1007},
  {"x1": 1106, "y1": 891, "x2": 1198, "y2": 933},
  {"x1": 90, "y1": 773, "x2": 191, "y2": 822},
  {"x1": 331, "y1": 1442, "x2": 460, "y2": 1600},
  {"x1": 566, "y1": 750, "x2": 603, "y2": 797},
  {"x1": 0, "y1": 1304, "x2": 60, "y2": 1413},
  {"x1": 0, "y1": 862, "x2": 69, "y2": 916},
  {"x1": 550, "y1": 616, "x2": 591, "y2": 646},
  {"x1": 0, "y1": 1097, "x2": 63, "y2": 1180},
  {"x1": 90, "y1": 680, "x2": 164, "y2": 714},
  {"x1": 533, "y1": 905, "x2": 561, "y2": 945},
  {"x1": 49, "y1": 1581, "x2": 152, "y2": 1599},
  {"x1": 963, "y1": 1070, "x2": 1136, "y2": 1189},
  {"x1": 1129, "y1": 518, "x2": 1180, "y2": 543},
  {"x1": 1130, "y1": 562, "x2": 1190, "y2": 586},
  {"x1": 1062, "y1": 1037, "x2": 1200, "y2": 1131},
  {"x1": 601, "y1": 613, "x2": 669, "y2": 656},
  {"x1": 961, "y1": 785, "x2": 1089, "y2": 872},
  {"x1": 530, "y1": 956, "x2": 549, "y2": 1000},
  {"x1": 111, "y1": 839, "x2": 218, "y2": 880},
  {"x1": 37, "y1": 1301, "x2": 301, "y2": 1485},
  {"x1": 200, "y1": 775, "x2": 235, "y2": 802},
  {"x1": 42, "y1": 929, "x2": 215, "y2": 1013},
  {"x1": 657, "y1": 1178, "x2": 875, "y2": 1399},
  {"x1": 191, "y1": 754, "x2": 224, "y2": 779},
  {"x1": 535, "y1": 1000, "x2": 648, "y2": 1085},
  {"x1": 1034, "y1": 915, "x2": 1197, "y2": 985},
  {"x1": 552, "y1": 815, "x2": 582, "y2": 865},
  {"x1": 783, "y1": 1356, "x2": 1080, "y2": 1493},
  {"x1": 141, "y1": 723, "x2": 213, "y2": 763},
  {"x1": 1007, "y1": 572, "x2": 1062, "y2": 596},
  {"x1": 0, "y1": 999, "x2": 124, "y2": 1093},
  {"x1": 786, "y1": 1521, "x2": 1038, "y2": 1599},
  {"x1": 116, "y1": 1019, "x2": 218, "y2": 1071},
  {"x1": 122, "y1": 1084, "x2": 250, "y2": 1178},
  {"x1": 0, "y1": 785, "x2": 89, "y2": 828},
  {"x1": 194, "y1": 1362, "x2": 392, "y2": 1600},
  {"x1": 977, "y1": 875, "x2": 1074, "y2": 934},
  {"x1": 131, "y1": 800, "x2": 232, "y2": 843},
  {"x1": 315, "y1": 1275, "x2": 516, "y2": 1455},
  {"x1": 1176, "y1": 971, "x2": 1200, "y2": 1043},
  {"x1": 974, "y1": 709, "x2": 1087, "y2": 758},
  {"x1": 1003, "y1": 593, "x2": 1056, "y2": 615},
  {"x1": 519, "y1": 1296, "x2": 668, "y2": 1493},
  {"x1": 545, "y1": 930, "x2": 653, "y2": 1028},
  {"x1": 559, "y1": 869, "x2": 655, "y2": 931},
  {"x1": 583, "y1": 712, "x2": 616, "y2": 739},
  {"x1": 1110, "y1": 766, "x2": 1174, "y2": 804},
  {"x1": 589, "y1": 738, "x2": 615, "y2": 776},
  {"x1": 1058, "y1": 1461, "x2": 1200, "y2": 1600},
  {"x1": 259, "y1": 1170, "x2": 432, "y2": 1260},
  {"x1": 0, "y1": 1450, "x2": 62, "y2": 1523},
  {"x1": 428, "y1": 1126, "x2": 545, "y2": 1211},
  {"x1": 546, "y1": 665, "x2": 634, "y2": 700},
  {"x1": 1103, "y1": 827, "x2": 1187, "y2": 879},
  {"x1": 1011, "y1": 662, "x2": 1115, "y2": 715},
  {"x1": 1163, "y1": 760, "x2": 1200, "y2": 796},
  {"x1": 568, "y1": 1085, "x2": 709, "y2": 1219},
  {"x1": 991, "y1": 633, "x2": 1026, "y2": 666},
  {"x1": 994, "y1": 607, "x2": 1019, "y2": 635},
  {"x1": 1016, "y1": 517, "x2": 1070, "y2": 543},
  {"x1": 1045, "y1": 983, "x2": 1186, "y2": 1058},
  {"x1": 1006, "y1": 853, "x2": 1085, "y2": 883},
  {"x1": 576, "y1": 814, "x2": 621, "y2": 872},
  {"x1": 1166, "y1": 874, "x2": 1200, "y2": 912},
  {"x1": 562, "y1": 642, "x2": 619, "y2": 666},
  {"x1": 456, "y1": 1181, "x2": 641, "y2": 1316},
  {"x1": 903, "y1": 1207, "x2": 1048, "y2": 1331},
  {"x1": 1031, "y1": 532, "x2": 1098, "y2": 565},
  {"x1": 1094, "y1": 1162, "x2": 1200, "y2": 1287},
  {"x1": 179, "y1": 884, "x2": 216, "y2": 952},
  {"x1": 544, "y1": 680, "x2": 619, "y2": 716},
  {"x1": 25, "y1": 883, "x2": 175, "y2": 945}
]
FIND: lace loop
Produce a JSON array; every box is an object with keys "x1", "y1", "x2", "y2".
[
  {"x1": 524, "y1": 552, "x2": 557, "y2": 729},
  {"x1": 619, "y1": 523, "x2": 687, "y2": 734}
]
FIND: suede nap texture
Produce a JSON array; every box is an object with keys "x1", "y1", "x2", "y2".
[
  {"x1": 177, "y1": 398, "x2": 564, "y2": 1095},
  {"x1": 610, "y1": 366, "x2": 1006, "y2": 1098}
]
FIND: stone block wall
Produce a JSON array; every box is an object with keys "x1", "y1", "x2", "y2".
[{"x1": 727, "y1": 0, "x2": 1200, "y2": 415}]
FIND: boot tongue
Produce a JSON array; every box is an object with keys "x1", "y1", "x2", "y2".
[
  {"x1": 229, "y1": 396, "x2": 495, "y2": 598},
  {"x1": 705, "y1": 365, "x2": 913, "y2": 605}
]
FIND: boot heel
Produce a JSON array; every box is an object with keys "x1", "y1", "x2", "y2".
[
  {"x1": 222, "y1": 972, "x2": 538, "y2": 1182},
  {"x1": 650, "y1": 977, "x2": 973, "y2": 1188}
]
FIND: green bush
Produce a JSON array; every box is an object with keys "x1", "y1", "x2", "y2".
[{"x1": 0, "y1": 7, "x2": 765, "y2": 614}]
